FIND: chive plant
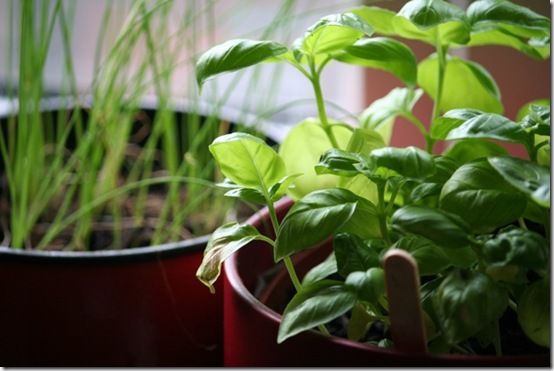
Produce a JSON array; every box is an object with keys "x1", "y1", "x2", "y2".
[{"x1": 0, "y1": 0, "x2": 301, "y2": 250}]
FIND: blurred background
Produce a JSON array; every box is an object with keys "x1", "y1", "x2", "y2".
[{"x1": 0, "y1": 0, "x2": 550, "y2": 143}]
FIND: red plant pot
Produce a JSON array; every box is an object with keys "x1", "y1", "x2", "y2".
[
  {"x1": 0, "y1": 238, "x2": 222, "y2": 367},
  {"x1": 223, "y1": 198, "x2": 550, "y2": 367}
]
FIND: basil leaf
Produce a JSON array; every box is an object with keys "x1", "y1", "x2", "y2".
[
  {"x1": 346, "y1": 128, "x2": 387, "y2": 153},
  {"x1": 431, "y1": 108, "x2": 484, "y2": 140},
  {"x1": 335, "y1": 37, "x2": 417, "y2": 86},
  {"x1": 440, "y1": 160, "x2": 527, "y2": 233},
  {"x1": 466, "y1": 0, "x2": 550, "y2": 59},
  {"x1": 392, "y1": 205, "x2": 471, "y2": 249},
  {"x1": 393, "y1": 0, "x2": 470, "y2": 45},
  {"x1": 427, "y1": 155, "x2": 460, "y2": 183},
  {"x1": 360, "y1": 88, "x2": 423, "y2": 144},
  {"x1": 520, "y1": 105, "x2": 550, "y2": 136},
  {"x1": 443, "y1": 139, "x2": 509, "y2": 164},
  {"x1": 275, "y1": 188, "x2": 360, "y2": 260},
  {"x1": 518, "y1": 279, "x2": 550, "y2": 347},
  {"x1": 279, "y1": 119, "x2": 352, "y2": 200},
  {"x1": 345, "y1": 268, "x2": 385, "y2": 303},
  {"x1": 268, "y1": 173, "x2": 303, "y2": 201},
  {"x1": 210, "y1": 133, "x2": 286, "y2": 192},
  {"x1": 196, "y1": 222, "x2": 266, "y2": 293},
  {"x1": 351, "y1": 6, "x2": 396, "y2": 35},
  {"x1": 278, "y1": 280, "x2": 355, "y2": 343},
  {"x1": 223, "y1": 187, "x2": 266, "y2": 204},
  {"x1": 434, "y1": 270, "x2": 508, "y2": 345},
  {"x1": 419, "y1": 55, "x2": 503, "y2": 114},
  {"x1": 338, "y1": 195, "x2": 382, "y2": 240},
  {"x1": 370, "y1": 146, "x2": 435, "y2": 180},
  {"x1": 394, "y1": 236, "x2": 451, "y2": 276},
  {"x1": 334, "y1": 233, "x2": 382, "y2": 277},
  {"x1": 302, "y1": 253, "x2": 337, "y2": 286},
  {"x1": 488, "y1": 156, "x2": 550, "y2": 207},
  {"x1": 315, "y1": 149, "x2": 366, "y2": 177},
  {"x1": 300, "y1": 12, "x2": 373, "y2": 56},
  {"x1": 483, "y1": 226, "x2": 548, "y2": 271},
  {"x1": 411, "y1": 182, "x2": 442, "y2": 202},
  {"x1": 196, "y1": 39, "x2": 287, "y2": 87},
  {"x1": 445, "y1": 113, "x2": 530, "y2": 146}
]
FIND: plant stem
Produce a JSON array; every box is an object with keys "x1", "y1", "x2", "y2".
[
  {"x1": 266, "y1": 197, "x2": 331, "y2": 337},
  {"x1": 377, "y1": 181, "x2": 391, "y2": 246},
  {"x1": 430, "y1": 42, "x2": 448, "y2": 128},
  {"x1": 309, "y1": 60, "x2": 339, "y2": 149},
  {"x1": 493, "y1": 320, "x2": 503, "y2": 356}
]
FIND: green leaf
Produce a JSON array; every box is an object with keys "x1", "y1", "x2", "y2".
[
  {"x1": 433, "y1": 270, "x2": 508, "y2": 345},
  {"x1": 488, "y1": 156, "x2": 550, "y2": 207},
  {"x1": 347, "y1": 303, "x2": 374, "y2": 341},
  {"x1": 411, "y1": 182, "x2": 443, "y2": 202},
  {"x1": 520, "y1": 105, "x2": 550, "y2": 136},
  {"x1": 393, "y1": 0, "x2": 470, "y2": 45},
  {"x1": 346, "y1": 128, "x2": 387, "y2": 153},
  {"x1": 279, "y1": 119, "x2": 352, "y2": 200},
  {"x1": 223, "y1": 187, "x2": 266, "y2": 204},
  {"x1": 393, "y1": 236, "x2": 451, "y2": 276},
  {"x1": 196, "y1": 39, "x2": 287, "y2": 87},
  {"x1": 335, "y1": 37, "x2": 418, "y2": 86},
  {"x1": 516, "y1": 99, "x2": 550, "y2": 122},
  {"x1": 338, "y1": 196, "x2": 382, "y2": 240},
  {"x1": 466, "y1": 0, "x2": 550, "y2": 59},
  {"x1": 300, "y1": 12, "x2": 373, "y2": 56},
  {"x1": 196, "y1": 222, "x2": 267, "y2": 293},
  {"x1": 360, "y1": 88, "x2": 423, "y2": 144},
  {"x1": 315, "y1": 149, "x2": 366, "y2": 178},
  {"x1": 419, "y1": 55, "x2": 503, "y2": 114},
  {"x1": 483, "y1": 226, "x2": 548, "y2": 271},
  {"x1": 351, "y1": 6, "x2": 396, "y2": 35},
  {"x1": 443, "y1": 139, "x2": 508, "y2": 164},
  {"x1": 370, "y1": 146, "x2": 435, "y2": 180},
  {"x1": 428, "y1": 155, "x2": 460, "y2": 182},
  {"x1": 445, "y1": 113, "x2": 530, "y2": 146},
  {"x1": 518, "y1": 279, "x2": 550, "y2": 347},
  {"x1": 209, "y1": 133, "x2": 286, "y2": 192},
  {"x1": 278, "y1": 280, "x2": 355, "y2": 343},
  {"x1": 302, "y1": 252, "x2": 337, "y2": 286},
  {"x1": 334, "y1": 233, "x2": 381, "y2": 277},
  {"x1": 345, "y1": 268, "x2": 385, "y2": 303},
  {"x1": 431, "y1": 108, "x2": 484, "y2": 140},
  {"x1": 274, "y1": 188, "x2": 359, "y2": 261},
  {"x1": 440, "y1": 160, "x2": 527, "y2": 233},
  {"x1": 392, "y1": 205, "x2": 471, "y2": 249},
  {"x1": 268, "y1": 173, "x2": 303, "y2": 201}
]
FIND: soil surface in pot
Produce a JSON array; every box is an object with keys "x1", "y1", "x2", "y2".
[{"x1": 0, "y1": 107, "x2": 258, "y2": 251}]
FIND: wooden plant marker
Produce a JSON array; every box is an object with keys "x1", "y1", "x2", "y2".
[{"x1": 383, "y1": 249, "x2": 428, "y2": 354}]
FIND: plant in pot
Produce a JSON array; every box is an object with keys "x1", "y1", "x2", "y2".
[
  {"x1": 0, "y1": 0, "x2": 296, "y2": 366},
  {"x1": 195, "y1": 0, "x2": 550, "y2": 366}
]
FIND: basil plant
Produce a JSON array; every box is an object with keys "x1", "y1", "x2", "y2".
[{"x1": 196, "y1": 0, "x2": 550, "y2": 356}]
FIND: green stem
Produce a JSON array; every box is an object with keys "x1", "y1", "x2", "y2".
[
  {"x1": 401, "y1": 112, "x2": 434, "y2": 153},
  {"x1": 265, "y1": 196, "x2": 330, "y2": 337},
  {"x1": 309, "y1": 60, "x2": 339, "y2": 149},
  {"x1": 508, "y1": 299, "x2": 518, "y2": 312},
  {"x1": 431, "y1": 42, "x2": 448, "y2": 124},
  {"x1": 493, "y1": 320, "x2": 503, "y2": 356},
  {"x1": 377, "y1": 182, "x2": 391, "y2": 246}
]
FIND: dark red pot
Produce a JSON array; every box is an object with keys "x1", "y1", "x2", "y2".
[
  {"x1": 223, "y1": 198, "x2": 550, "y2": 367},
  {"x1": 0, "y1": 237, "x2": 222, "y2": 367}
]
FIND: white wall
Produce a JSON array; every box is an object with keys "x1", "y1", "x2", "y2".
[{"x1": 0, "y1": 0, "x2": 365, "y2": 133}]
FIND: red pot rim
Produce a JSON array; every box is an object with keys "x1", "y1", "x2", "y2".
[{"x1": 225, "y1": 199, "x2": 550, "y2": 363}]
